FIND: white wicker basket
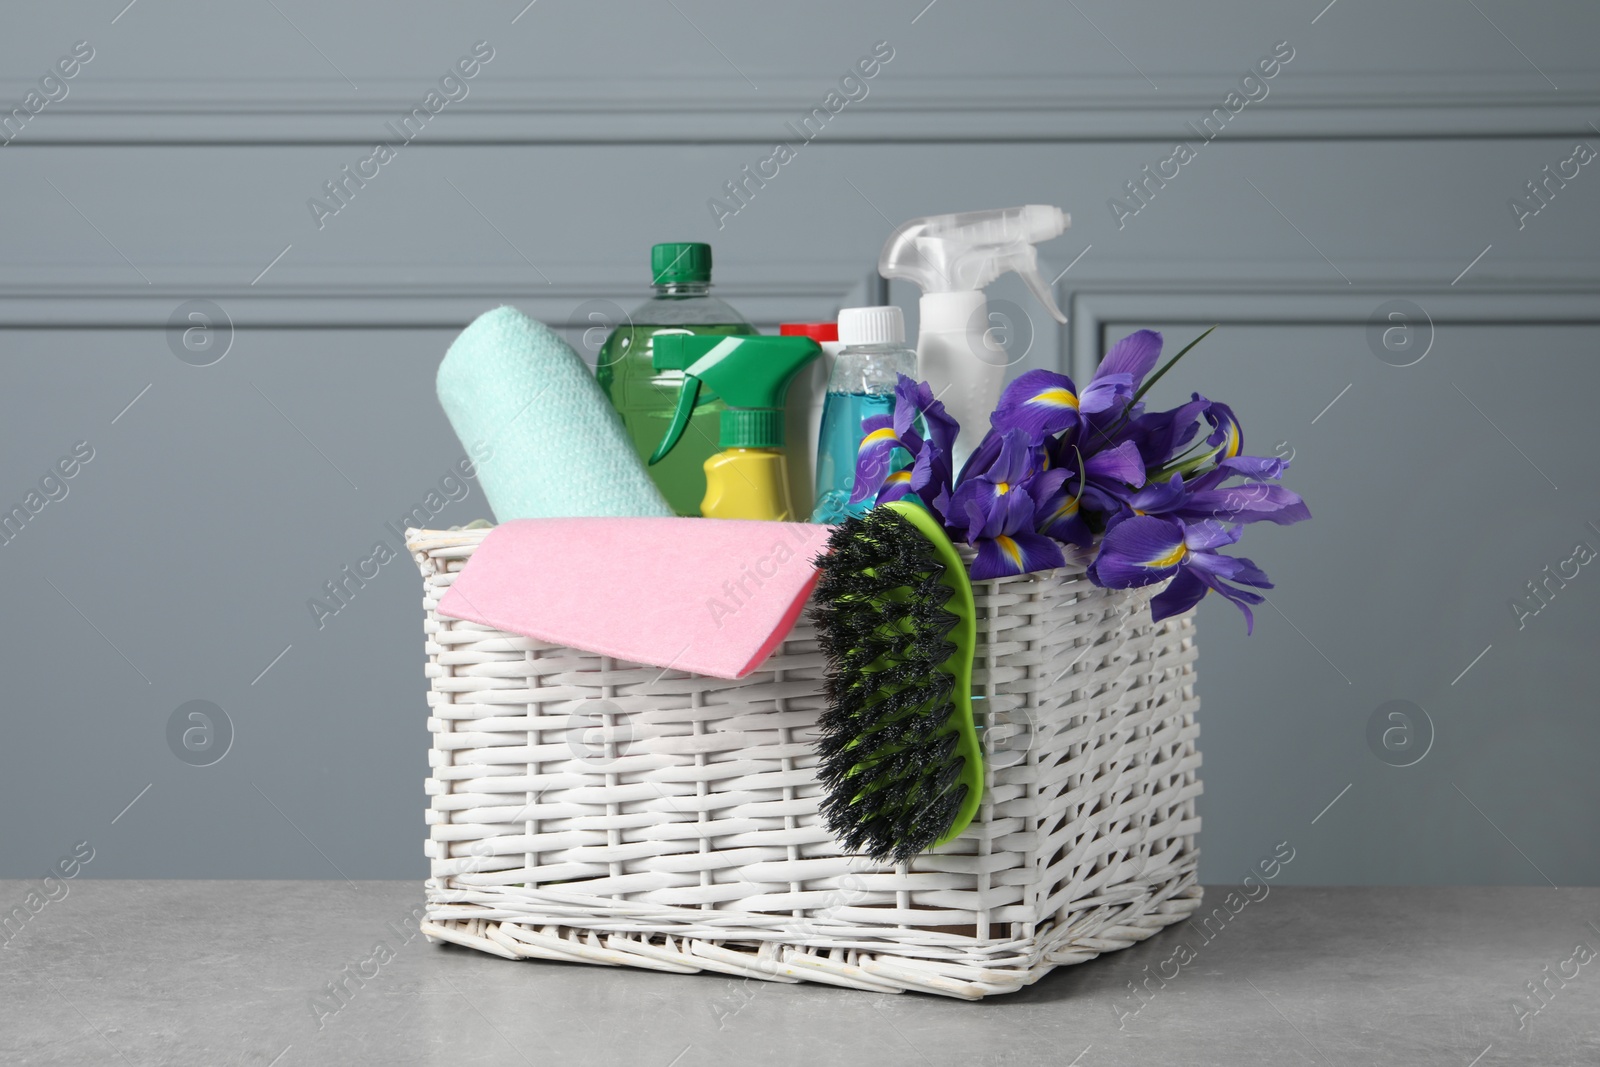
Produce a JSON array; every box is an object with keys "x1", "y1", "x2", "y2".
[{"x1": 407, "y1": 526, "x2": 1202, "y2": 999}]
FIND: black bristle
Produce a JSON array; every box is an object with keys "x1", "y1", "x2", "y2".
[{"x1": 809, "y1": 508, "x2": 969, "y2": 864}]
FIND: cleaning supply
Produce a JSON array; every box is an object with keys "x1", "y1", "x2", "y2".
[
  {"x1": 779, "y1": 321, "x2": 844, "y2": 519},
  {"x1": 649, "y1": 334, "x2": 821, "y2": 521},
  {"x1": 436, "y1": 306, "x2": 672, "y2": 521},
  {"x1": 810, "y1": 306, "x2": 917, "y2": 525},
  {"x1": 595, "y1": 242, "x2": 758, "y2": 516},
  {"x1": 436, "y1": 516, "x2": 833, "y2": 679},
  {"x1": 810, "y1": 500, "x2": 982, "y2": 862},
  {"x1": 878, "y1": 205, "x2": 1071, "y2": 466}
]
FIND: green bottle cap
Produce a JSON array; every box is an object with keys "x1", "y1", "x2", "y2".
[
  {"x1": 720, "y1": 408, "x2": 785, "y2": 449},
  {"x1": 651, "y1": 242, "x2": 712, "y2": 285}
]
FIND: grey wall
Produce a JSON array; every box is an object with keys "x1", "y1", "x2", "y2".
[{"x1": 2, "y1": 0, "x2": 1597, "y2": 885}]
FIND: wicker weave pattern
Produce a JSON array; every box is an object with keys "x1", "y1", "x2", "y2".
[{"x1": 408, "y1": 527, "x2": 1202, "y2": 998}]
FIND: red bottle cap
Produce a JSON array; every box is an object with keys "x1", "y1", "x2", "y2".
[{"x1": 779, "y1": 322, "x2": 839, "y2": 342}]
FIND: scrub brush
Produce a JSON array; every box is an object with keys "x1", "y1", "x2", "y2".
[{"x1": 810, "y1": 499, "x2": 982, "y2": 863}]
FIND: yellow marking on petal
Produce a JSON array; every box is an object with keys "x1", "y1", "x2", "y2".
[
  {"x1": 1027, "y1": 387, "x2": 1080, "y2": 410},
  {"x1": 995, "y1": 481, "x2": 1010, "y2": 496},
  {"x1": 884, "y1": 469, "x2": 912, "y2": 485},
  {"x1": 1143, "y1": 541, "x2": 1189, "y2": 569},
  {"x1": 858, "y1": 427, "x2": 898, "y2": 452},
  {"x1": 1224, "y1": 423, "x2": 1242, "y2": 458},
  {"x1": 1048, "y1": 495, "x2": 1080, "y2": 524},
  {"x1": 1132, "y1": 507, "x2": 1147, "y2": 516},
  {"x1": 995, "y1": 535, "x2": 1025, "y2": 569}
]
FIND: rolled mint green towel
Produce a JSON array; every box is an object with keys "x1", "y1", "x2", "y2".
[{"x1": 437, "y1": 305, "x2": 672, "y2": 521}]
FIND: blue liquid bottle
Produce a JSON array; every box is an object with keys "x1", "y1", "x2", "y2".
[{"x1": 811, "y1": 306, "x2": 918, "y2": 524}]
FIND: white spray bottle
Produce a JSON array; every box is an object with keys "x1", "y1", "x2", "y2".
[{"x1": 878, "y1": 205, "x2": 1071, "y2": 466}]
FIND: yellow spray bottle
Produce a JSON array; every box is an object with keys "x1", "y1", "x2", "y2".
[{"x1": 649, "y1": 334, "x2": 821, "y2": 520}]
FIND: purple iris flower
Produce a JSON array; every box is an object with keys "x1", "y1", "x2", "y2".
[
  {"x1": 989, "y1": 367, "x2": 1133, "y2": 442},
  {"x1": 955, "y1": 423, "x2": 1003, "y2": 486},
  {"x1": 950, "y1": 429, "x2": 1065, "y2": 580},
  {"x1": 1114, "y1": 458, "x2": 1310, "y2": 530},
  {"x1": 1048, "y1": 434, "x2": 1147, "y2": 516},
  {"x1": 897, "y1": 376, "x2": 959, "y2": 521},
  {"x1": 1203, "y1": 400, "x2": 1244, "y2": 461},
  {"x1": 960, "y1": 364, "x2": 1135, "y2": 488},
  {"x1": 1078, "y1": 329, "x2": 1164, "y2": 446},
  {"x1": 895, "y1": 375, "x2": 959, "y2": 455},
  {"x1": 849, "y1": 375, "x2": 959, "y2": 522},
  {"x1": 1099, "y1": 329, "x2": 1164, "y2": 382},
  {"x1": 1029, "y1": 466, "x2": 1092, "y2": 547},
  {"x1": 1087, "y1": 515, "x2": 1273, "y2": 633},
  {"x1": 1118, "y1": 395, "x2": 1210, "y2": 471},
  {"x1": 835, "y1": 325, "x2": 1305, "y2": 635},
  {"x1": 849, "y1": 412, "x2": 920, "y2": 507},
  {"x1": 949, "y1": 429, "x2": 1042, "y2": 541},
  {"x1": 969, "y1": 514, "x2": 1065, "y2": 581}
]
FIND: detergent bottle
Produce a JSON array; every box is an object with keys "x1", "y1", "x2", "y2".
[
  {"x1": 878, "y1": 206, "x2": 1071, "y2": 467},
  {"x1": 649, "y1": 335, "x2": 821, "y2": 520},
  {"x1": 778, "y1": 320, "x2": 844, "y2": 518},
  {"x1": 595, "y1": 242, "x2": 757, "y2": 515},
  {"x1": 810, "y1": 306, "x2": 917, "y2": 524}
]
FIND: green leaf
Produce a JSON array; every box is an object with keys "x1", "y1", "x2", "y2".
[
  {"x1": 1085, "y1": 326, "x2": 1219, "y2": 449},
  {"x1": 1130, "y1": 325, "x2": 1217, "y2": 406}
]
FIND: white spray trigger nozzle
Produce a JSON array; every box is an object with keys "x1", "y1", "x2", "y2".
[
  {"x1": 1002, "y1": 243, "x2": 1068, "y2": 325},
  {"x1": 879, "y1": 205, "x2": 1070, "y2": 322}
]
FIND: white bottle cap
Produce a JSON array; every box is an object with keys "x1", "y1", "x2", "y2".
[{"x1": 838, "y1": 305, "x2": 905, "y2": 346}]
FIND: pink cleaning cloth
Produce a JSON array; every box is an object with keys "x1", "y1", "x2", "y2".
[{"x1": 437, "y1": 518, "x2": 833, "y2": 680}]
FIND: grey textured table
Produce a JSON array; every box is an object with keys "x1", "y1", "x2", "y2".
[{"x1": 2, "y1": 882, "x2": 1596, "y2": 1066}]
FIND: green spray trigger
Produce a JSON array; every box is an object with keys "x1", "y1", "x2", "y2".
[
  {"x1": 648, "y1": 334, "x2": 821, "y2": 465},
  {"x1": 648, "y1": 370, "x2": 703, "y2": 466}
]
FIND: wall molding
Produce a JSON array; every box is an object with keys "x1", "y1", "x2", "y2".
[
  {"x1": 8, "y1": 265, "x2": 1600, "y2": 352},
  {"x1": 1065, "y1": 285, "x2": 1600, "y2": 376},
  {"x1": 0, "y1": 266, "x2": 879, "y2": 330},
  {"x1": 5, "y1": 73, "x2": 1598, "y2": 144}
]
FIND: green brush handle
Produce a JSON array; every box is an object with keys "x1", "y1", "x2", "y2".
[{"x1": 884, "y1": 500, "x2": 983, "y2": 848}]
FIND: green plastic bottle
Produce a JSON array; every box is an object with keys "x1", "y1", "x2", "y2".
[{"x1": 595, "y1": 243, "x2": 757, "y2": 516}]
